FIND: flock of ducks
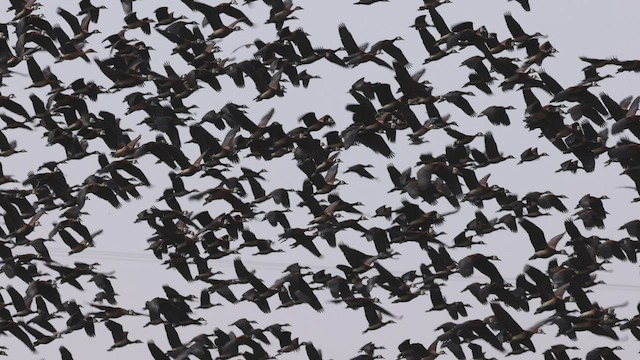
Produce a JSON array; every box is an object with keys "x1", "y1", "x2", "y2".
[{"x1": 0, "y1": 0, "x2": 640, "y2": 359}]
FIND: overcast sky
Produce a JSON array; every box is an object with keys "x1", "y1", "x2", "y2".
[{"x1": 2, "y1": 0, "x2": 640, "y2": 359}]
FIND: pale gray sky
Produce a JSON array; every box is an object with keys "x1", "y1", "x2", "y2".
[{"x1": 2, "y1": 0, "x2": 640, "y2": 359}]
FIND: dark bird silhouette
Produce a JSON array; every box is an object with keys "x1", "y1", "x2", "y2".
[
  {"x1": 471, "y1": 131, "x2": 515, "y2": 167},
  {"x1": 479, "y1": 106, "x2": 514, "y2": 126},
  {"x1": 518, "y1": 147, "x2": 548, "y2": 164},
  {"x1": 104, "y1": 320, "x2": 143, "y2": 351},
  {"x1": 339, "y1": 23, "x2": 392, "y2": 69},
  {"x1": 457, "y1": 253, "x2": 504, "y2": 285},
  {"x1": 519, "y1": 219, "x2": 566, "y2": 259},
  {"x1": 491, "y1": 302, "x2": 549, "y2": 353}
]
